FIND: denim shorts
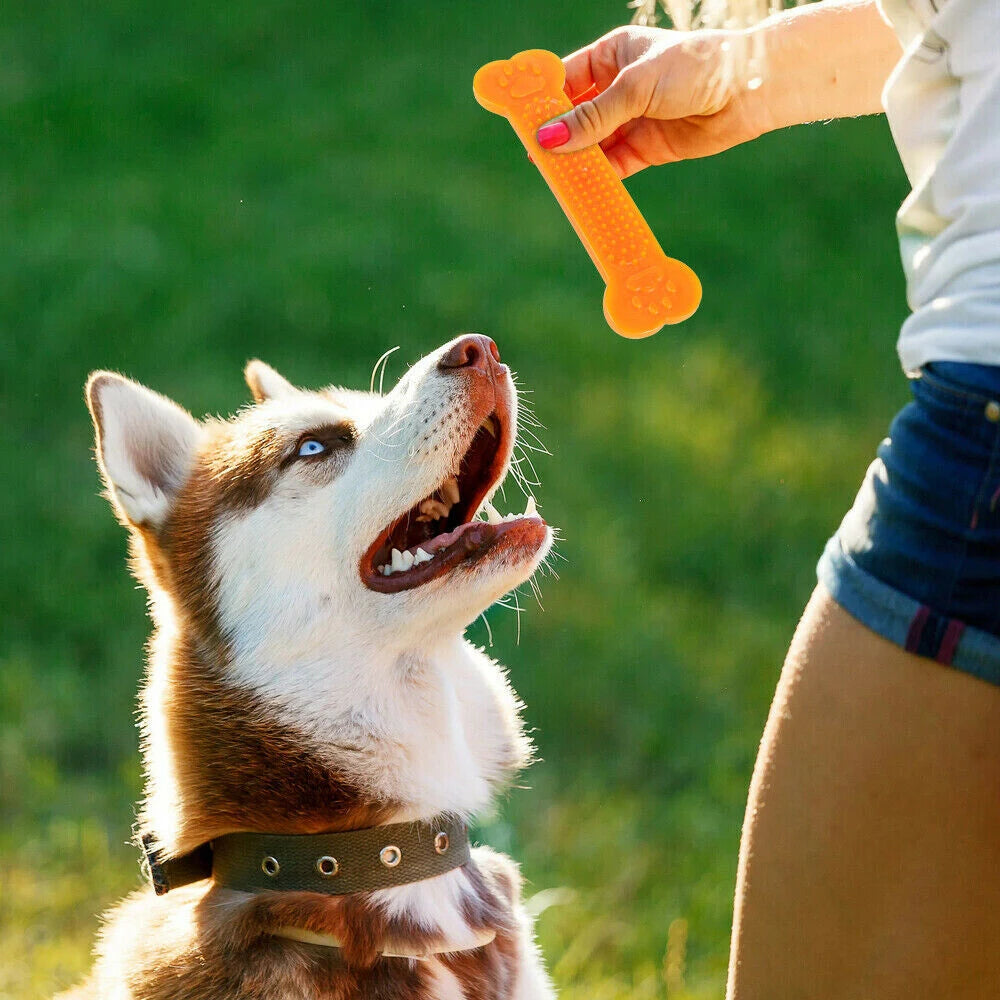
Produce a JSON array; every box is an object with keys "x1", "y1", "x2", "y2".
[{"x1": 818, "y1": 361, "x2": 1000, "y2": 686}]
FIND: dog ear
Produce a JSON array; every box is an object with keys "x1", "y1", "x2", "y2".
[
  {"x1": 244, "y1": 359, "x2": 298, "y2": 403},
  {"x1": 86, "y1": 372, "x2": 200, "y2": 529}
]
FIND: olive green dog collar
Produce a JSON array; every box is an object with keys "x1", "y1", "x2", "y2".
[{"x1": 140, "y1": 815, "x2": 470, "y2": 896}]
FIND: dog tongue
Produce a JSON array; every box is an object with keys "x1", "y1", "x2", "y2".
[{"x1": 420, "y1": 520, "x2": 480, "y2": 555}]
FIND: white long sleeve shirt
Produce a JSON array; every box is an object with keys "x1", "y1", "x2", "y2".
[{"x1": 877, "y1": 0, "x2": 1000, "y2": 373}]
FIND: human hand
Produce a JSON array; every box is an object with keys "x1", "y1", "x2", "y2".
[{"x1": 538, "y1": 26, "x2": 771, "y2": 178}]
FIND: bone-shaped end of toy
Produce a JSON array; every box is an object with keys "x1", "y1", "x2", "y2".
[
  {"x1": 603, "y1": 258, "x2": 702, "y2": 338},
  {"x1": 473, "y1": 49, "x2": 567, "y2": 117}
]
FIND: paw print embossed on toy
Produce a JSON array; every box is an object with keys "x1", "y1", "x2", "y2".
[{"x1": 474, "y1": 49, "x2": 702, "y2": 338}]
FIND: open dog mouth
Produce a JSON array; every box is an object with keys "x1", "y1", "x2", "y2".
[{"x1": 361, "y1": 411, "x2": 546, "y2": 593}]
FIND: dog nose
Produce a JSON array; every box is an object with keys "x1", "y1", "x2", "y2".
[{"x1": 438, "y1": 335, "x2": 501, "y2": 374}]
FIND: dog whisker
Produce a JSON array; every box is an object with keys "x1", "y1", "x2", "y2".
[{"x1": 369, "y1": 345, "x2": 401, "y2": 396}]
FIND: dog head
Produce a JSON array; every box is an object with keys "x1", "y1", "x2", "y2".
[{"x1": 86, "y1": 336, "x2": 553, "y2": 667}]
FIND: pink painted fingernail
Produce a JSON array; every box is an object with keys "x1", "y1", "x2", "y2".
[{"x1": 537, "y1": 120, "x2": 570, "y2": 149}]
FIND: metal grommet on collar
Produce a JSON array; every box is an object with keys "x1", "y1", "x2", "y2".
[
  {"x1": 316, "y1": 855, "x2": 339, "y2": 878},
  {"x1": 986, "y1": 400, "x2": 1000, "y2": 423},
  {"x1": 434, "y1": 832, "x2": 450, "y2": 854},
  {"x1": 261, "y1": 856, "x2": 281, "y2": 877},
  {"x1": 380, "y1": 845, "x2": 402, "y2": 868}
]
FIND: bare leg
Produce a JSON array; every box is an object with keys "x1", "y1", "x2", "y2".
[{"x1": 728, "y1": 585, "x2": 1000, "y2": 1000}]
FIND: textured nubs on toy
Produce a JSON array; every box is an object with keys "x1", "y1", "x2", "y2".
[{"x1": 473, "y1": 49, "x2": 701, "y2": 338}]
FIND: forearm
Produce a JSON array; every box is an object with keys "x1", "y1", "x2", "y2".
[{"x1": 749, "y1": 0, "x2": 902, "y2": 131}]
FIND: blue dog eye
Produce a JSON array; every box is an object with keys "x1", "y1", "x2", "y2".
[{"x1": 297, "y1": 439, "x2": 326, "y2": 457}]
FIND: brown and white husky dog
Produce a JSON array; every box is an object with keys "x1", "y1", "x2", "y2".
[{"x1": 66, "y1": 335, "x2": 556, "y2": 999}]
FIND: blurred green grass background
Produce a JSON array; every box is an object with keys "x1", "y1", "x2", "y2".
[{"x1": 0, "y1": 0, "x2": 910, "y2": 996}]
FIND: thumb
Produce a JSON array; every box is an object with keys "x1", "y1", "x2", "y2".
[{"x1": 536, "y1": 72, "x2": 639, "y2": 153}]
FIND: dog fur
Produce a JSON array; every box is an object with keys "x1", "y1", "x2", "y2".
[{"x1": 63, "y1": 337, "x2": 556, "y2": 999}]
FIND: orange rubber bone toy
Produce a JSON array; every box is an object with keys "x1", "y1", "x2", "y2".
[{"x1": 474, "y1": 49, "x2": 701, "y2": 337}]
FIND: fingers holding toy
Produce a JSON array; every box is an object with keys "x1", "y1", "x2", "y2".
[
  {"x1": 561, "y1": 27, "x2": 632, "y2": 103},
  {"x1": 537, "y1": 65, "x2": 649, "y2": 154},
  {"x1": 539, "y1": 26, "x2": 765, "y2": 174},
  {"x1": 540, "y1": 27, "x2": 662, "y2": 153}
]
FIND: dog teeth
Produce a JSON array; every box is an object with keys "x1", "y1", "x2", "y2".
[
  {"x1": 483, "y1": 499, "x2": 503, "y2": 525},
  {"x1": 441, "y1": 476, "x2": 460, "y2": 505},
  {"x1": 380, "y1": 487, "x2": 540, "y2": 584},
  {"x1": 380, "y1": 547, "x2": 437, "y2": 577},
  {"x1": 419, "y1": 498, "x2": 450, "y2": 520},
  {"x1": 476, "y1": 495, "x2": 539, "y2": 524}
]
